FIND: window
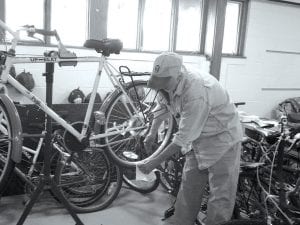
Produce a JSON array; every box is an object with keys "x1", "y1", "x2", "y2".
[
  {"x1": 3, "y1": 0, "x2": 87, "y2": 46},
  {"x1": 106, "y1": 0, "x2": 204, "y2": 52},
  {"x1": 142, "y1": 0, "x2": 172, "y2": 51},
  {"x1": 106, "y1": 0, "x2": 247, "y2": 55},
  {"x1": 222, "y1": 1, "x2": 241, "y2": 54},
  {"x1": 5, "y1": 0, "x2": 43, "y2": 41},
  {"x1": 222, "y1": 0, "x2": 248, "y2": 55},
  {"x1": 176, "y1": 0, "x2": 202, "y2": 52},
  {"x1": 51, "y1": 0, "x2": 87, "y2": 46},
  {"x1": 2, "y1": 0, "x2": 248, "y2": 55},
  {"x1": 107, "y1": 0, "x2": 139, "y2": 49}
]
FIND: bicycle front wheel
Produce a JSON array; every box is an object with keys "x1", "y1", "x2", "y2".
[
  {"x1": 100, "y1": 80, "x2": 175, "y2": 166},
  {"x1": 0, "y1": 95, "x2": 22, "y2": 194}
]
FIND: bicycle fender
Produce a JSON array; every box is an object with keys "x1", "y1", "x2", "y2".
[{"x1": 0, "y1": 94, "x2": 23, "y2": 163}]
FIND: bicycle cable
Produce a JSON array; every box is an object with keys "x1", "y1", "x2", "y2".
[{"x1": 256, "y1": 138, "x2": 294, "y2": 225}]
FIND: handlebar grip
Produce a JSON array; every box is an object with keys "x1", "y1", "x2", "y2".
[
  {"x1": 34, "y1": 28, "x2": 56, "y2": 36},
  {"x1": 234, "y1": 102, "x2": 246, "y2": 108}
]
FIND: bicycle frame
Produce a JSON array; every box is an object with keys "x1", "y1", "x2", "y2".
[
  {"x1": 13, "y1": 130, "x2": 91, "y2": 193},
  {"x1": 0, "y1": 19, "x2": 147, "y2": 145},
  {"x1": 13, "y1": 136, "x2": 46, "y2": 190}
]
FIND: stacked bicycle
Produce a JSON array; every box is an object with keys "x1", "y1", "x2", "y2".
[{"x1": 221, "y1": 110, "x2": 300, "y2": 225}]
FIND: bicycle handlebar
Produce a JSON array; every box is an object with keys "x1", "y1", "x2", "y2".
[
  {"x1": 0, "y1": 20, "x2": 77, "y2": 63},
  {"x1": 31, "y1": 28, "x2": 57, "y2": 37},
  {"x1": 234, "y1": 102, "x2": 246, "y2": 107},
  {"x1": 21, "y1": 25, "x2": 57, "y2": 37}
]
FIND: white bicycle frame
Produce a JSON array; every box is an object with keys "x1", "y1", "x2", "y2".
[{"x1": 0, "y1": 19, "x2": 147, "y2": 145}]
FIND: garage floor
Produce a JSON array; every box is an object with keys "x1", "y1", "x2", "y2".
[{"x1": 0, "y1": 185, "x2": 174, "y2": 225}]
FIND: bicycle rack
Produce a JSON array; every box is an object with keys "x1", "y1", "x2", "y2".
[{"x1": 16, "y1": 51, "x2": 84, "y2": 225}]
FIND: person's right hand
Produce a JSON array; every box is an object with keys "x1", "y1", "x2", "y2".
[{"x1": 143, "y1": 133, "x2": 156, "y2": 155}]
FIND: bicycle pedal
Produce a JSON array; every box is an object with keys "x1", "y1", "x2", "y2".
[{"x1": 122, "y1": 151, "x2": 139, "y2": 160}]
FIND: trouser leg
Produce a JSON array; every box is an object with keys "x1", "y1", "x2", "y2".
[
  {"x1": 164, "y1": 151, "x2": 208, "y2": 225},
  {"x1": 205, "y1": 143, "x2": 241, "y2": 225}
]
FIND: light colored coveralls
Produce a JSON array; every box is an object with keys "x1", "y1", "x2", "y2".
[{"x1": 159, "y1": 69, "x2": 243, "y2": 225}]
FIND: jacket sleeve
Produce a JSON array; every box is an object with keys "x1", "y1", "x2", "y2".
[{"x1": 172, "y1": 96, "x2": 211, "y2": 154}]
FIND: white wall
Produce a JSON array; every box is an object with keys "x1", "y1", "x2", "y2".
[{"x1": 220, "y1": 0, "x2": 300, "y2": 118}]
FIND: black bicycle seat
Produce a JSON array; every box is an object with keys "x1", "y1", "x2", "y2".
[{"x1": 83, "y1": 39, "x2": 123, "y2": 56}]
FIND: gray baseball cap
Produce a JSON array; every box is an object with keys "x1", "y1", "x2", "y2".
[{"x1": 148, "y1": 52, "x2": 183, "y2": 89}]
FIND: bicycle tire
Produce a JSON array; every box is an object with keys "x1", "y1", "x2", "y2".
[
  {"x1": 0, "y1": 95, "x2": 22, "y2": 194},
  {"x1": 99, "y1": 80, "x2": 175, "y2": 166},
  {"x1": 55, "y1": 148, "x2": 122, "y2": 213},
  {"x1": 218, "y1": 219, "x2": 266, "y2": 225},
  {"x1": 122, "y1": 170, "x2": 160, "y2": 194},
  {"x1": 99, "y1": 80, "x2": 174, "y2": 193}
]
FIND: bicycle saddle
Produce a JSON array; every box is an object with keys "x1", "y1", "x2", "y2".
[{"x1": 84, "y1": 39, "x2": 123, "y2": 56}]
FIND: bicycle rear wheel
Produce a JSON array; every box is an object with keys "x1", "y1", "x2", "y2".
[
  {"x1": 55, "y1": 148, "x2": 122, "y2": 213},
  {"x1": 100, "y1": 80, "x2": 174, "y2": 166},
  {"x1": 0, "y1": 95, "x2": 22, "y2": 194},
  {"x1": 99, "y1": 80, "x2": 175, "y2": 193}
]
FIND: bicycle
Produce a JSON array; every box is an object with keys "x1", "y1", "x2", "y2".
[
  {"x1": 3, "y1": 124, "x2": 123, "y2": 214},
  {"x1": 0, "y1": 19, "x2": 174, "y2": 200},
  {"x1": 220, "y1": 112, "x2": 300, "y2": 225}
]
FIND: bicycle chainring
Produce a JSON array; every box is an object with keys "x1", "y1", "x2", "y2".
[{"x1": 63, "y1": 121, "x2": 90, "y2": 152}]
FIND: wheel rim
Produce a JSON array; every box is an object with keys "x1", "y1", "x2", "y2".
[{"x1": 104, "y1": 82, "x2": 174, "y2": 165}]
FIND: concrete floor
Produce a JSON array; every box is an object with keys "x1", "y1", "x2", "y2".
[{"x1": 0, "y1": 185, "x2": 174, "y2": 225}]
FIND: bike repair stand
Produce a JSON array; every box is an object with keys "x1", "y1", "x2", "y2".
[{"x1": 17, "y1": 51, "x2": 84, "y2": 225}]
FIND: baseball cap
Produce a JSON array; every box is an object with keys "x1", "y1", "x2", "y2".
[{"x1": 148, "y1": 52, "x2": 183, "y2": 89}]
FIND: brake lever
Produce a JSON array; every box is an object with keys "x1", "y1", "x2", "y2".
[{"x1": 21, "y1": 24, "x2": 35, "y2": 34}]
